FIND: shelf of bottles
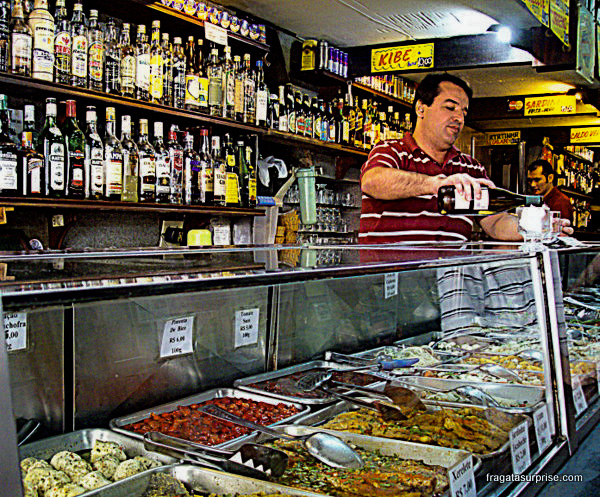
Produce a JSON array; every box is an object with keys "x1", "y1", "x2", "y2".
[{"x1": 553, "y1": 147, "x2": 599, "y2": 202}]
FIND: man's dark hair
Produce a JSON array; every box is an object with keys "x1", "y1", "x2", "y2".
[
  {"x1": 411, "y1": 73, "x2": 473, "y2": 129},
  {"x1": 528, "y1": 159, "x2": 554, "y2": 178}
]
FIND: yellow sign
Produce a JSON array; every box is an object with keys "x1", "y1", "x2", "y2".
[
  {"x1": 524, "y1": 95, "x2": 576, "y2": 116},
  {"x1": 521, "y1": 0, "x2": 550, "y2": 27},
  {"x1": 487, "y1": 131, "x2": 521, "y2": 145},
  {"x1": 570, "y1": 127, "x2": 600, "y2": 143},
  {"x1": 550, "y1": 0, "x2": 570, "y2": 46},
  {"x1": 371, "y1": 43, "x2": 434, "y2": 73}
]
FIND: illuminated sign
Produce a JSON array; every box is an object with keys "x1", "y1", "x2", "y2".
[
  {"x1": 570, "y1": 127, "x2": 600, "y2": 143},
  {"x1": 524, "y1": 95, "x2": 576, "y2": 116},
  {"x1": 371, "y1": 43, "x2": 434, "y2": 73},
  {"x1": 487, "y1": 131, "x2": 521, "y2": 145}
]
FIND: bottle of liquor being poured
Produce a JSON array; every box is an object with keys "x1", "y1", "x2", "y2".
[{"x1": 437, "y1": 185, "x2": 543, "y2": 215}]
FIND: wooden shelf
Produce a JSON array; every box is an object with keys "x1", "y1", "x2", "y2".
[
  {"x1": 262, "y1": 129, "x2": 368, "y2": 157},
  {"x1": 559, "y1": 187, "x2": 597, "y2": 204},
  {"x1": 0, "y1": 197, "x2": 264, "y2": 217},
  {"x1": 558, "y1": 148, "x2": 593, "y2": 165},
  {"x1": 352, "y1": 82, "x2": 413, "y2": 109}
]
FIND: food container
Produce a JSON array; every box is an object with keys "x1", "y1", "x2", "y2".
[
  {"x1": 110, "y1": 388, "x2": 308, "y2": 446},
  {"x1": 352, "y1": 344, "x2": 463, "y2": 367}
]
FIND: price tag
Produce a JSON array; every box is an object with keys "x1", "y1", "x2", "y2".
[
  {"x1": 572, "y1": 375, "x2": 588, "y2": 416},
  {"x1": 204, "y1": 23, "x2": 228, "y2": 45},
  {"x1": 160, "y1": 317, "x2": 194, "y2": 358},
  {"x1": 4, "y1": 312, "x2": 27, "y2": 352},
  {"x1": 235, "y1": 308, "x2": 259, "y2": 348},
  {"x1": 509, "y1": 421, "x2": 531, "y2": 475},
  {"x1": 384, "y1": 272, "x2": 398, "y2": 299},
  {"x1": 448, "y1": 455, "x2": 477, "y2": 497},
  {"x1": 533, "y1": 404, "x2": 552, "y2": 454}
]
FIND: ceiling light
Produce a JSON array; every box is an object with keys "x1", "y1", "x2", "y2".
[{"x1": 496, "y1": 26, "x2": 512, "y2": 43}]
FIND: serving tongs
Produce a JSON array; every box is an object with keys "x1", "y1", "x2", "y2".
[
  {"x1": 324, "y1": 351, "x2": 421, "y2": 370},
  {"x1": 143, "y1": 431, "x2": 288, "y2": 479},
  {"x1": 392, "y1": 379, "x2": 503, "y2": 408}
]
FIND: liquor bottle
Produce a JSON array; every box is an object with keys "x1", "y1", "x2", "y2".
[
  {"x1": 135, "y1": 24, "x2": 150, "y2": 101},
  {"x1": 53, "y1": 0, "x2": 70, "y2": 84},
  {"x1": 153, "y1": 121, "x2": 170, "y2": 203},
  {"x1": 237, "y1": 138, "x2": 254, "y2": 207},
  {"x1": 104, "y1": 18, "x2": 120, "y2": 95},
  {"x1": 198, "y1": 128, "x2": 213, "y2": 205},
  {"x1": 20, "y1": 114, "x2": 44, "y2": 197},
  {"x1": 84, "y1": 106, "x2": 103, "y2": 199},
  {"x1": 267, "y1": 92, "x2": 278, "y2": 130},
  {"x1": 392, "y1": 111, "x2": 401, "y2": 139},
  {"x1": 182, "y1": 131, "x2": 199, "y2": 204},
  {"x1": 167, "y1": 124, "x2": 183, "y2": 204},
  {"x1": 437, "y1": 185, "x2": 543, "y2": 215},
  {"x1": 371, "y1": 107, "x2": 381, "y2": 146},
  {"x1": 361, "y1": 99, "x2": 371, "y2": 149},
  {"x1": 277, "y1": 85, "x2": 288, "y2": 132},
  {"x1": 23, "y1": 104, "x2": 38, "y2": 146},
  {"x1": 120, "y1": 23, "x2": 135, "y2": 98},
  {"x1": 70, "y1": 1, "x2": 86, "y2": 87},
  {"x1": 303, "y1": 94, "x2": 312, "y2": 138},
  {"x1": 233, "y1": 55, "x2": 244, "y2": 122},
  {"x1": 63, "y1": 99, "x2": 85, "y2": 198},
  {"x1": 223, "y1": 133, "x2": 239, "y2": 206},
  {"x1": 0, "y1": 0, "x2": 9, "y2": 73},
  {"x1": 295, "y1": 91, "x2": 304, "y2": 136},
  {"x1": 380, "y1": 110, "x2": 389, "y2": 142},
  {"x1": 196, "y1": 38, "x2": 209, "y2": 112},
  {"x1": 161, "y1": 33, "x2": 172, "y2": 107},
  {"x1": 319, "y1": 99, "x2": 328, "y2": 141},
  {"x1": 327, "y1": 101, "x2": 336, "y2": 143},
  {"x1": 103, "y1": 107, "x2": 123, "y2": 201},
  {"x1": 286, "y1": 84, "x2": 296, "y2": 134},
  {"x1": 222, "y1": 45, "x2": 235, "y2": 119},
  {"x1": 313, "y1": 98, "x2": 323, "y2": 141},
  {"x1": 10, "y1": 0, "x2": 32, "y2": 77},
  {"x1": 148, "y1": 20, "x2": 163, "y2": 104},
  {"x1": 244, "y1": 137, "x2": 257, "y2": 207},
  {"x1": 402, "y1": 113, "x2": 412, "y2": 135},
  {"x1": 87, "y1": 10, "x2": 103, "y2": 91},
  {"x1": 335, "y1": 98, "x2": 345, "y2": 144},
  {"x1": 171, "y1": 37, "x2": 186, "y2": 109},
  {"x1": 208, "y1": 47, "x2": 222, "y2": 117},
  {"x1": 347, "y1": 94, "x2": 356, "y2": 144},
  {"x1": 354, "y1": 98, "x2": 364, "y2": 148},
  {"x1": 38, "y1": 97, "x2": 65, "y2": 197},
  {"x1": 120, "y1": 114, "x2": 138, "y2": 202},
  {"x1": 255, "y1": 60, "x2": 268, "y2": 127},
  {"x1": 242, "y1": 54, "x2": 255, "y2": 124},
  {"x1": 137, "y1": 119, "x2": 156, "y2": 202},
  {"x1": 29, "y1": 0, "x2": 54, "y2": 81},
  {"x1": 0, "y1": 94, "x2": 19, "y2": 196},
  {"x1": 212, "y1": 134, "x2": 226, "y2": 206},
  {"x1": 183, "y1": 36, "x2": 199, "y2": 110}
]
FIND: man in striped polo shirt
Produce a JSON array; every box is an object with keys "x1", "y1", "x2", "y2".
[{"x1": 360, "y1": 73, "x2": 522, "y2": 243}]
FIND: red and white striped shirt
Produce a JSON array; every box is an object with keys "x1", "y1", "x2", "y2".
[{"x1": 359, "y1": 133, "x2": 488, "y2": 243}]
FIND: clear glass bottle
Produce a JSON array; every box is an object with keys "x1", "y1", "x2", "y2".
[
  {"x1": 212, "y1": 134, "x2": 226, "y2": 206},
  {"x1": 153, "y1": 121, "x2": 170, "y2": 203},
  {"x1": 255, "y1": 60, "x2": 268, "y2": 127},
  {"x1": 167, "y1": 124, "x2": 183, "y2": 204},
  {"x1": 208, "y1": 47, "x2": 223, "y2": 117},
  {"x1": 23, "y1": 103, "x2": 38, "y2": 146},
  {"x1": 171, "y1": 37, "x2": 186, "y2": 109},
  {"x1": 303, "y1": 94, "x2": 312, "y2": 138},
  {"x1": 223, "y1": 133, "x2": 239, "y2": 206},
  {"x1": 137, "y1": 118, "x2": 156, "y2": 202},
  {"x1": 149, "y1": 20, "x2": 163, "y2": 104},
  {"x1": 198, "y1": 128, "x2": 213, "y2": 205},
  {"x1": 161, "y1": 33, "x2": 173, "y2": 107},
  {"x1": 37, "y1": 97, "x2": 65, "y2": 197},
  {"x1": 104, "y1": 107, "x2": 123, "y2": 201},
  {"x1": 69, "y1": 0, "x2": 87, "y2": 87},
  {"x1": 233, "y1": 55, "x2": 244, "y2": 122},
  {"x1": 0, "y1": 94, "x2": 19, "y2": 196},
  {"x1": 104, "y1": 18, "x2": 120, "y2": 95},
  {"x1": 63, "y1": 99, "x2": 85, "y2": 198},
  {"x1": 0, "y1": 0, "x2": 9, "y2": 73},
  {"x1": 20, "y1": 114, "x2": 44, "y2": 197},
  {"x1": 28, "y1": 0, "x2": 54, "y2": 81},
  {"x1": 135, "y1": 24, "x2": 150, "y2": 101},
  {"x1": 10, "y1": 0, "x2": 32, "y2": 77},
  {"x1": 183, "y1": 36, "x2": 199, "y2": 110},
  {"x1": 242, "y1": 54, "x2": 255, "y2": 124},
  {"x1": 120, "y1": 23, "x2": 135, "y2": 98},
  {"x1": 87, "y1": 9, "x2": 103, "y2": 91},
  {"x1": 53, "y1": 0, "x2": 70, "y2": 84},
  {"x1": 196, "y1": 38, "x2": 208, "y2": 112},
  {"x1": 84, "y1": 106, "x2": 104, "y2": 199},
  {"x1": 182, "y1": 131, "x2": 199, "y2": 205},
  {"x1": 120, "y1": 114, "x2": 138, "y2": 202},
  {"x1": 237, "y1": 138, "x2": 256, "y2": 208},
  {"x1": 222, "y1": 45, "x2": 234, "y2": 119},
  {"x1": 295, "y1": 91, "x2": 304, "y2": 136}
]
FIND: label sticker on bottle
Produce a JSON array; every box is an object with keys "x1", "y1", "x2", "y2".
[
  {"x1": 384, "y1": 272, "x2": 398, "y2": 299},
  {"x1": 533, "y1": 404, "x2": 552, "y2": 454},
  {"x1": 204, "y1": 23, "x2": 228, "y2": 46},
  {"x1": 448, "y1": 455, "x2": 476, "y2": 497},
  {"x1": 160, "y1": 316, "x2": 194, "y2": 358},
  {"x1": 4, "y1": 312, "x2": 27, "y2": 352},
  {"x1": 509, "y1": 421, "x2": 531, "y2": 475},
  {"x1": 572, "y1": 375, "x2": 588, "y2": 416},
  {"x1": 235, "y1": 308, "x2": 259, "y2": 348}
]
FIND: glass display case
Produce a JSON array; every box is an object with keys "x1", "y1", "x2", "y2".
[{"x1": 1, "y1": 243, "x2": 598, "y2": 497}]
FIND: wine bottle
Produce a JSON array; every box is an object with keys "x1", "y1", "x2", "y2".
[
  {"x1": 38, "y1": 97, "x2": 66, "y2": 197},
  {"x1": 103, "y1": 107, "x2": 123, "y2": 201},
  {"x1": 0, "y1": 94, "x2": 19, "y2": 196},
  {"x1": 437, "y1": 185, "x2": 543, "y2": 215},
  {"x1": 69, "y1": 1, "x2": 87, "y2": 88},
  {"x1": 120, "y1": 115, "x2": 139, "y2": 203},
  {"x1": 63, "y1": 99, "x2": 85, "y2": 198},
  {"x1": 20, "y1": 122, "x2": 44, "y2": 197},
  {"x1": 84, "y1": 106, "x2": 103, "y2": 199},
  {"x1": 53, "y1": 0, "x2": 70, "y2": 84},
  {"x1": 137, "y1": 118, "x2": 156, "y2": 202}
]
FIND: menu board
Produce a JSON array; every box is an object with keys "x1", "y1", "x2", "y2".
[{"x1": 550, "y1": 0, "x2": 570, "y2": 46}]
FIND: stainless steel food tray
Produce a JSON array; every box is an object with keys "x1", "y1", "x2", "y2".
[
  {"x1": 109, "y1": 388, "x2": 309, "y2": 446},
  {"x1": 19, "y1": 428, "x2": 179, "y2": 497},
  {"x1": 412, "y1": 365, "x2": 545, "y2": 386},
  {"x1": 429, "y1": 335, "x2": 498, "y2": 354},
  {"x1": 351, "y1": 345, "x2": 463, "y2": 367},
  {"x1": 234, "y1": 360, "x2": 384, "y2": 405},
  {"x1": 81, "y1": 464, "x2": 325, "y2": 497}
]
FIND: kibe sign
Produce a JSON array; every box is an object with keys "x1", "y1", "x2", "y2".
[{"x1": 371, "y1": 43, "x2": 434, "y2": 73}]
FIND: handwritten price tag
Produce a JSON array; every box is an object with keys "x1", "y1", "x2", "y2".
[
  {"x1": 235, "y1": 308, "x2": 259, "y2": 348},
  {"x1": 384, "y1": 273, "x2": 398, "y2": 299},
  {"x1": 448, "y1": 455, "x2": 477, "y2": 497},
  {"x1": 4, "y1": 312, "x2": 27, "y2": 352},
  {"x1": 510, "y1": 421, "x2": 531, "y2": 475},
  {"x1": 572, "y1": 375, "x2": 588, "y2": 416},
  {"x1": 160, "y1": 317, "x2": 194, "y2": 358},
  {"x1": 204, "y1": 23, "x2": 228, "y2": 45},
  {"x1": 533, "y1": 404, "x2": 552, "y2": 454}
]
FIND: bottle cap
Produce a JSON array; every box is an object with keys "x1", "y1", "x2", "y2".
[
  {"x1": 66, "y1": 100, "x2": 77, "y2": 117},
  {"x1": 154, "y1": 121, "x2": 163, "y2": 136}
]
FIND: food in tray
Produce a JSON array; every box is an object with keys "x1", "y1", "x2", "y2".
[
  {"x1": 123, "y1": 397, "x2": 301, "y2": 445},
  {"x1": 419, "y1": 390, "x2": 530, "y2": 408},
  {"x1": 370, "y1": 345, "x2": 442, "y2": 367},
  {"x1": 247, "y1": 369, "x2": 379, "y2": 399},
  {"x1": 422, "y1": 368, "x2": 544, "y2": 386},
  {"x1": 568, "y1": 340, "x2": 600, "y2": 362},
  {"x1": 463, "y1": 355, "x2": 543, "y2": 371},
  {"x1": 320, "y1": 406, "x2": 521, "y2": 454},
  {"x1": 20, "y1": 440, "x2": 163, "y2": 497},
  {"x1": 479, "y1": 339, "x2": 541, "y2": 355}
]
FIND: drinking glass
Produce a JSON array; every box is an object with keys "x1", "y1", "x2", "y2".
[{"x1": 516, "y1": 205, "x2": 550, "y2": 251}]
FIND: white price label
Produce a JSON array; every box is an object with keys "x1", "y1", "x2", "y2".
[
  {"x1": 448, "y1": 455, "x2": 477, "y2": 497},
  {"x1": 160, "y1": 317, "x2": 194, "y2": 358},
  {"x1": 509, "y1": 421, "x2": 531, "y2": 475},
  {"x1": 572, "y1": 375, "x2": 588, "y2": 416},
  {"x1": 4, "y1": 312, "x2": 27, "y2": 352},
  {"x1": 204, "y1": 23, "x2": 228, "y2": 46},
  {"x1": 384, "y1": 272, "x2": 398, "y2": 299},
  {"x1": 235, "y1": 308, "x2": 259, "y2": 348},
  {"x1": 533, "y1": 404, "x2": 552, "y2": 454},
  {"x1": 314, "y1": 301, "x2": 331, "y2": 323}
]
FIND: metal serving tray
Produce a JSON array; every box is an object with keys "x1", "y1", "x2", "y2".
[
  {"x1": 81, "y1": 464, "x2": 325, "y2": 497},
  {"x1": 234, "y1": 360, "x2": 383, "y2": 405},
  {"x1": 353, "y1": 344, "x2": 463, "y2": 366},
  {"x1": 109, "y1": 388, "x2": 309, "y2": 446},
  {"x1": 412, "y1": 365, "x2": 545, "y2": 386},
  {"x1": 19, "y1": 428, "x2": 179, "y2": 497}
]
